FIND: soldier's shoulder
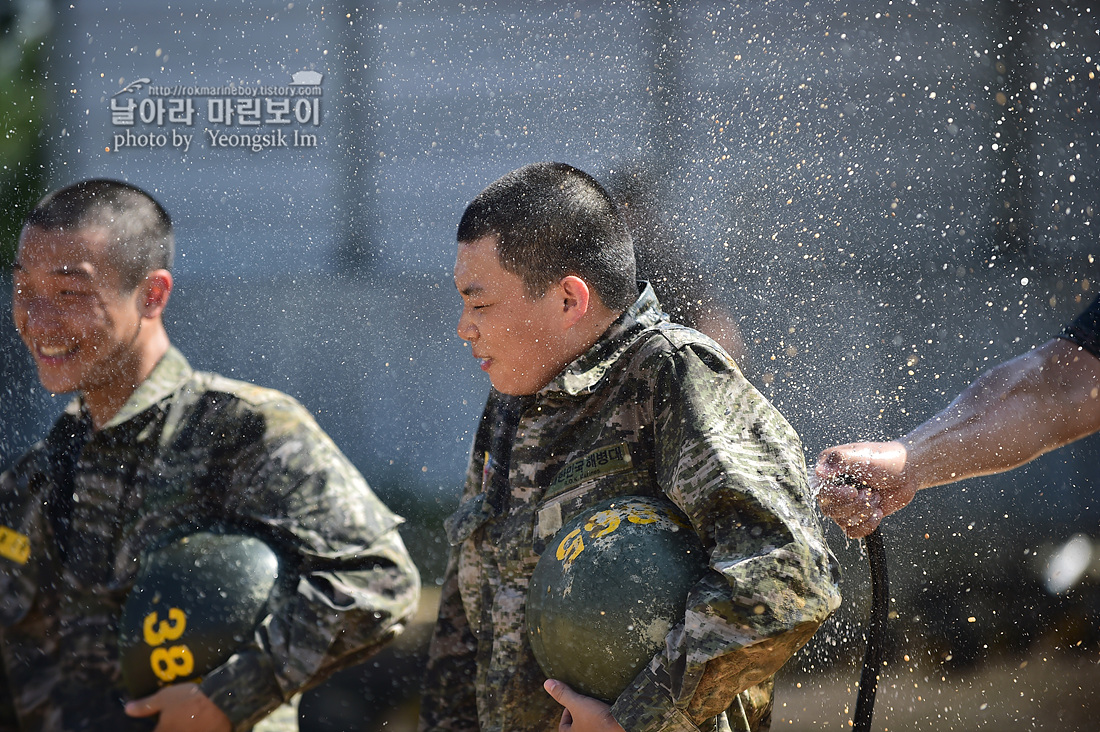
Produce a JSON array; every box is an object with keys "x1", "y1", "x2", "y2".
[
  {"x1": 186, "y1": 371, "x2": 322, "y2": 432},
  {"x1": 1, "y1": 408, "x2": 86, "y2": 488},
  {"x1": 189, "y1": 370, "x2": 303, "y2": 409},
  {"x1": 0, "y1": 443, "x2": 46, "y2": 488},
  {"x1": 631, "y1": 321, "x2": 738, "y2": 372},
  {"x1": 653, "y1": 320, "x2": 730, "y2": 353}
]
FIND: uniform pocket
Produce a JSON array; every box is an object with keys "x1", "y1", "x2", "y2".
[{"x1": 444, "y1": 493, "x2": 494, "y2": 547}]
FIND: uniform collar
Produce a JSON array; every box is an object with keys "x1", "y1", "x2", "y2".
[
  {"x1": 74, "y1": 346, "x2": 193, "y2": 430},
  {"x1": 542, "y1": 282, "x2": 666, "y2": 397}
]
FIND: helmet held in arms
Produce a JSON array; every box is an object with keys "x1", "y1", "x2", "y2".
[
  {"x1": 526, "y1": 495, "x2": 709, "y2": 703},
  {"x1": 118, "y1": 532, "x2": 279, "y2": 699}
]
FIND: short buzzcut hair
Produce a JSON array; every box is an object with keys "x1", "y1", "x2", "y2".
[
  {"x1": 457, "y1": 162, "x2": 638, "y2": 312},
  {"x1": 24, "y1": 179, "x2": 174, "y2": 291}
]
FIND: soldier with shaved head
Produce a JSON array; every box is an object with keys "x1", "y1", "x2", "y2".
[
  {"x1": 0, "y1": 179, "x2": 419, "y2": 732},
  {"x1": 419, "y1": 162, "x2": 840, "y2": 732}
]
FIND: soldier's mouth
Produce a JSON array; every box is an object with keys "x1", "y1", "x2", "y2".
[{"x1": 36, "y1": 342, "x2": 79, "y2": 363}]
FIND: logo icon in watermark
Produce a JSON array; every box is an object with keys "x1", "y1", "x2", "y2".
[
  {"x1": 108, "y1": 70, "x2": 324, "y2": 153},
  {"x1": 112, "y1": 78, "x2": 151, "y2": 97},
  {"x1": 291, "y1": 70, "x2": 323, "y2": 85}
]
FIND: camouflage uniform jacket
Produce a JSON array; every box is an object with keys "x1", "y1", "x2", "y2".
[
  {"x1": 0, "y1": 347, "x2": 420, "y2": 731},
  {"x1": 419, "y1": 284, "x2": 841, "y2": 732}
]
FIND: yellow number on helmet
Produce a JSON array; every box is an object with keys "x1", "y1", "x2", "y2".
[
  {"x1": 150, "y1": 645, "x2": 195, "y2": 682},
  {"x1": 626, "y1": 505, "x2": 660, "y2": 525},
  {"x1": 555, "y1": 528, "x2": 585, "y2": 565},
  {"x1": 584, "y1": 509, "x2": 621, "y2": 538},
  {"x1": 142, "y1": 607, "x2": 187, "y2": 647}
]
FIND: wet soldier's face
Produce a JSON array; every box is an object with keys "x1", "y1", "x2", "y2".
[
  {"x1": 12, "y1": 226, "x2": 147, "y2": 399},
  {"x1": 454, "y1": 236, "x2": 576, "y2": 395}
]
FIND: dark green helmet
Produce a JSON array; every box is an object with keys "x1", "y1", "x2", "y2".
[
  {"x1": 118, "y1": 532, "x2": 279, "y2": 699},
  {"x1": 526, "y1": 495, "x2": 709, "y2": 703}
]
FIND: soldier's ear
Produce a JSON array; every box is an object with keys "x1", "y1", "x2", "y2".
[
  {"x1": 137, "y1": 270, "x2": 173, "y2": 318},
  {"x1": 558, "y1": 276, "x2": 590, "y2": 328}
]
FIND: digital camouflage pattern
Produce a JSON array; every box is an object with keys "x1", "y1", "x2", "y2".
[
  {"x1": 419, "y1": 285, "x2": 841, "y2": 732},
  {"x1": 0, "y1": 347, "x2": 420, "y2": 732}
]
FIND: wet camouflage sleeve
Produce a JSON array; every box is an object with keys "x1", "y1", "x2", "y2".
[
  {"x1": 609, "y1": 337, "x2": 841, "y2": 730},
  {"x1": 417, "y1": 407, "x2": 490, "y2": 732},
  {"x1": 185, "y1": 379, "x2": 422, "y2": 729},
  {"x1": 418, "y1": 548, "x2": 482, "y2": 732},
  {"x1": 201, "y1": 529, "x2": 420, "y2": 728}
]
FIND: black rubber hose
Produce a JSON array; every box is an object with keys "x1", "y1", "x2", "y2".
[{"x1": 853, "y1": 528, "x2": 889, "y2": 732}]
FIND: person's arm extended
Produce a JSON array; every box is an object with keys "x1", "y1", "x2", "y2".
[{"x1": 817, "y1": 337, "x2": 1100, "y2": 537}]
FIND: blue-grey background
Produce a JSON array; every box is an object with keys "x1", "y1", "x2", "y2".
[{"x1": 2, "y1": 1, "x2": 1100, "y2": 729}]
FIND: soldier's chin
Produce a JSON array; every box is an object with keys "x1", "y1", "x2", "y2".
[
  {"x1": 35, "y1": 368, "x2": 79, "y2": 396},
  {"x1": 487, "y1": 361, "x2": 553, "y2": 396},
  {"x1": 490, "y1": 376, "x2": 539, "y2": 396}
]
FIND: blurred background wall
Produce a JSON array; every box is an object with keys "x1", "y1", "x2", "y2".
[{"x1": 2, "y1": 1, "x2": 1100, "y2": 729}]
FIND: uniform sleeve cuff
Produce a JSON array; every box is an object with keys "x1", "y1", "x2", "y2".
[
  {"x1": 609, "y1": 665, "x2": 702, "y2": 732},
  {"x1": 199, "y1": 651, "x2": 285, "y2": 731}
]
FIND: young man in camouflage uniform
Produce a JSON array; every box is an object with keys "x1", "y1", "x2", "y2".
[
  {"x1": 419, "y1": 163, "x2": 840, "y2": 732},
  {"x1": 0, "y1": 180, "x2": 420, "y2": 731}
]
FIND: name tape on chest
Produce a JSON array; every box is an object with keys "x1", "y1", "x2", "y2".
[{"x1": 545, "y1": 442, "x2": 633, "y2": 500}]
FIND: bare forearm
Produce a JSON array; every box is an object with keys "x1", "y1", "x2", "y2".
[
  {"x1": 903, "y1": 338, "x2": 1100, "y2": 489},
  {"x1": 817, "y1": 338, "x2": 1100, "y2": 538}
]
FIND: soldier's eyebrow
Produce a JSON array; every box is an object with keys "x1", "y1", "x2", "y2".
[
  {"x1": 55, "y1": 267, "x2": 93, "y2": 279},
  {"x1": 11, "y1": 262, "x2": 92, "y2": 279},
  {"x1": 459, "y1": 283, "x2": 485, "y2": 297}
]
